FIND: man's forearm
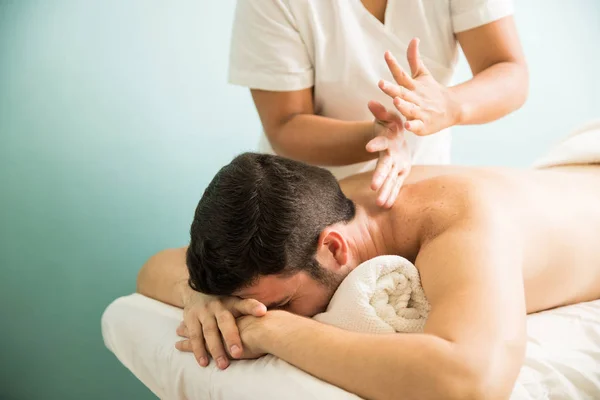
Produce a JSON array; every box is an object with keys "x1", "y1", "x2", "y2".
[
  {"x1": 270, "y1": 115, "x2": 377, "y2": 167},
  {"x1": 260, "y1": 312, "x2": 483, "y2": 400},
  {"x1": 451, "y1": 61, "x2": 528, "y2": 126},
  {"x1": 136, "y1": 247, "x2": 192, "y2": 308}
]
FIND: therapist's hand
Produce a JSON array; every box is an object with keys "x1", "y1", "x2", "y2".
[
  {"x1": 175, "y1": 291, "x2": 266, "y2": 369},
  {"x1": 378, "y1": 38, "x2": 462, "y2": 136},
  {"x1": 366, "y1": 100, "x2": 411, "y2": 209}
]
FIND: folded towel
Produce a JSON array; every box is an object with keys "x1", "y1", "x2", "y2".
[
  {"x1": 533, "y1": 119, "x2": 600, "y2": 168},
  {"x1": 313, "y1": 255, "x2": 430, "y2": 334}
]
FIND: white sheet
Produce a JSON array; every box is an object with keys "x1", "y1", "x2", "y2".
[
  {"x1": 102, "y1": 293, "x2": 600, "y2": 399},
  {"x1": 533, "y1": 119, "x2": 600, "y2": 168},
  {"x1": 102, "y1": 293, "x2": 360, "y2": 400}
]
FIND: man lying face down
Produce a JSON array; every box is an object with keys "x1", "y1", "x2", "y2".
[
  {"x1": 137, "y1": 151, "x2": 600, "y2": 400},
  {"x1": 186, "y1": 153, "x2": 363, "y2": 318}
]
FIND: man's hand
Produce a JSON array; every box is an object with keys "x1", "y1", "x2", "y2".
[
  {"x1": 366, "y1": 100, "x2": 411, "y2": 209},
  {"x1": 378, "y1": 38, "x2": 462, "y2": 136},
  {"x1": 176, "y1": 310, "x2": 287, "y2": 362},
  {"x1": 175, "y1": 291, "x2": 266, "y2": 369},
  {"x1": 231, "y1": 314, "x2": 272, "y2": 359}
]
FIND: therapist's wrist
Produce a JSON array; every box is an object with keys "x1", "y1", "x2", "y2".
[
  {"x1": 351, "y1": 120, "x2": 382, "y2": 164},
  {"x1": 271, "y1": 115, "x2": 380, "y2": 166},
  {"x1": 447, "y1": 86, "x2": 467, "y2": 126},
  {"x1": 364, "y1": 120, "x2": 380, "y2": 145}
]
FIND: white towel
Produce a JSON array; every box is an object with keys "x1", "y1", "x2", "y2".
[
  {"x1": 313, "y1": 255, "x2": 430, "y2": 334},
  {"x1": 533, "y1": 119, "x2": 600, "y2": 168}
]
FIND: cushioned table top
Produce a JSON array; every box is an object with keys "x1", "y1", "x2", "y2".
[{"x1": 102, "y1": 294, "x2": 600, "y2": 400}]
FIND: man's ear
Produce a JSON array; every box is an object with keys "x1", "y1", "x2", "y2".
[{"x1": 316, "y1": 227, "x2": 349, "y2": 269}]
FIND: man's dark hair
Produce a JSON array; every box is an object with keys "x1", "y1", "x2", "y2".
[{"x1": 186, "y1": 152, "x2": 356, "y2": 295}]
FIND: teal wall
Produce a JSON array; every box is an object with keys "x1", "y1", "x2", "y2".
[
  {"x1": 0, "y1": 1, "x2": 260, "y2": 399},
  {"x1": 0, "y1": 1, "x2": 598, "y2": 399}
]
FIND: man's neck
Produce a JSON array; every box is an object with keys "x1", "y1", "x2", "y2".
[{"x1": 341, "y1": 203, "x2": 421, "y2": 268}]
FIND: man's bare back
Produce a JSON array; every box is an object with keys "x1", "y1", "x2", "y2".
[{"x1": 340, "y1": 164, "x2": 600, "y2": 314}]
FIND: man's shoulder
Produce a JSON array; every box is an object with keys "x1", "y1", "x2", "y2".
[
  {"x1": 400, "y1": 171, "x2": 506, "y2": 240},
  {"x1": 339, "y1": 165, "x2": 497, "y2": 200},
  {"x1": 403, "y1": 171, "x2": 492, "y2": 208}
]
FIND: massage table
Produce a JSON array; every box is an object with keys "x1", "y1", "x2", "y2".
[{"x1": 102, "y1": 293, "x2": 600, "y2": 399}]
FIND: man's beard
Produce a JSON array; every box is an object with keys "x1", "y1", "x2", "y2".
[
  {"x1": 313, "y1": 262, "x2": 349, "y2": 314},
  {"x1": 308, "y1": 257, "x2": 346, "y2": 291}
]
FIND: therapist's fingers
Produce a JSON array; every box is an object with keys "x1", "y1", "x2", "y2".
[
  {"x1": 378, "y1": 80, "x2": 421, "y2": 106},
  {"x1": 407, "y1": 38, "x2": 430, "y2": 78},
  {"x1": 384, "y1": 168, "x2": 408, "y2": 209},
  {"x1": 366, "y1": 136, "x2": 389, "y2": 153},
  {"x1": 385, "y1": 51, "x2": 416, "y2": 90},
  {"x1": 201, "y1": 316, "x2": 230, "y2": 370},
  {"x1": 405, "y1": 119, "x2": 425, "y2": 136},
  {"x1": 215, "y1": 310, "x2": 243, "y2": 359},
  {"x1": 377, "y1": 164, "x2": 399, "y2": 207},
  {"x1": 368, "y1": 100, "x2": 398, "y2": 124},
  {"x1": 393, "y1": 97, "x2": 424, "y2": 121},
  {"x1": 182, "y1": 316, "x2": 209, "y2": 367},
  {"x1": 384, "y1": 179, "x2": 402, "y2": 209},
  {"x1": 368, "y1": 101, "x2": 404, "y2": 135},
  {"x1": 371, "y1": 153, "x2": 393, "y2": 191}
]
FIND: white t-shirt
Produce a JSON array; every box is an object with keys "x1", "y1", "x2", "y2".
[{"x1": 228, "y1": 0, "x2": 514, "y2": 179}]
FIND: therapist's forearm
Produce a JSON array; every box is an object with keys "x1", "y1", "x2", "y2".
[
  {"x1": 260, "y1": 313, "x2": 482, "y2": 400},
  {"x1": 269, "y1": 114, "x2": 377, "y2": 166},
  {"x1": 450, "y1": 61, "x2": 528, "y2": 126}
]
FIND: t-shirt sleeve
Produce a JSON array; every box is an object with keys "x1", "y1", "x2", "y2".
[
  {"x1": 227, "y1": 0, "x2": 314, "y2": 91},
  {"x1": 450, "y1": 0, "x2": 514, "y2": 33}
]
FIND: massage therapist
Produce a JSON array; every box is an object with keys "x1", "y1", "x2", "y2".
[{"x1": 228, "y1": 0, "x2": 528, "y2": 207}]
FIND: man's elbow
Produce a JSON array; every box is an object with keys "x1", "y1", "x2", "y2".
[
  {"x1": 135, "y1": 253, "x2": 154, "y2": 295},
  {"x1": 135, "y1": 246, "x2": 188, "y2": 296},
  {"x1": 447, "y1": 371, "x2": 489, "y2": 400},
  {"x1": 447, "y1": 351, "x2": 523, "y2": 400},
  {"x1": 455, "y1": 371, "x2": 515, "y2": 400},
  {"x1": 434, "y1": 361, "x2": 485, "y2": 400}
]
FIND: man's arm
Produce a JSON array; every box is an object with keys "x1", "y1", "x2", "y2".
[
  {"x1": 137, "y1": 246, "x2": 267, "y2": 368},
  {"x1": 253, "y1": 203, "x2": 527, "y2": 400},
  {"x1": 136, "y1": 246, "x2": 192, "y2": 308}
]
